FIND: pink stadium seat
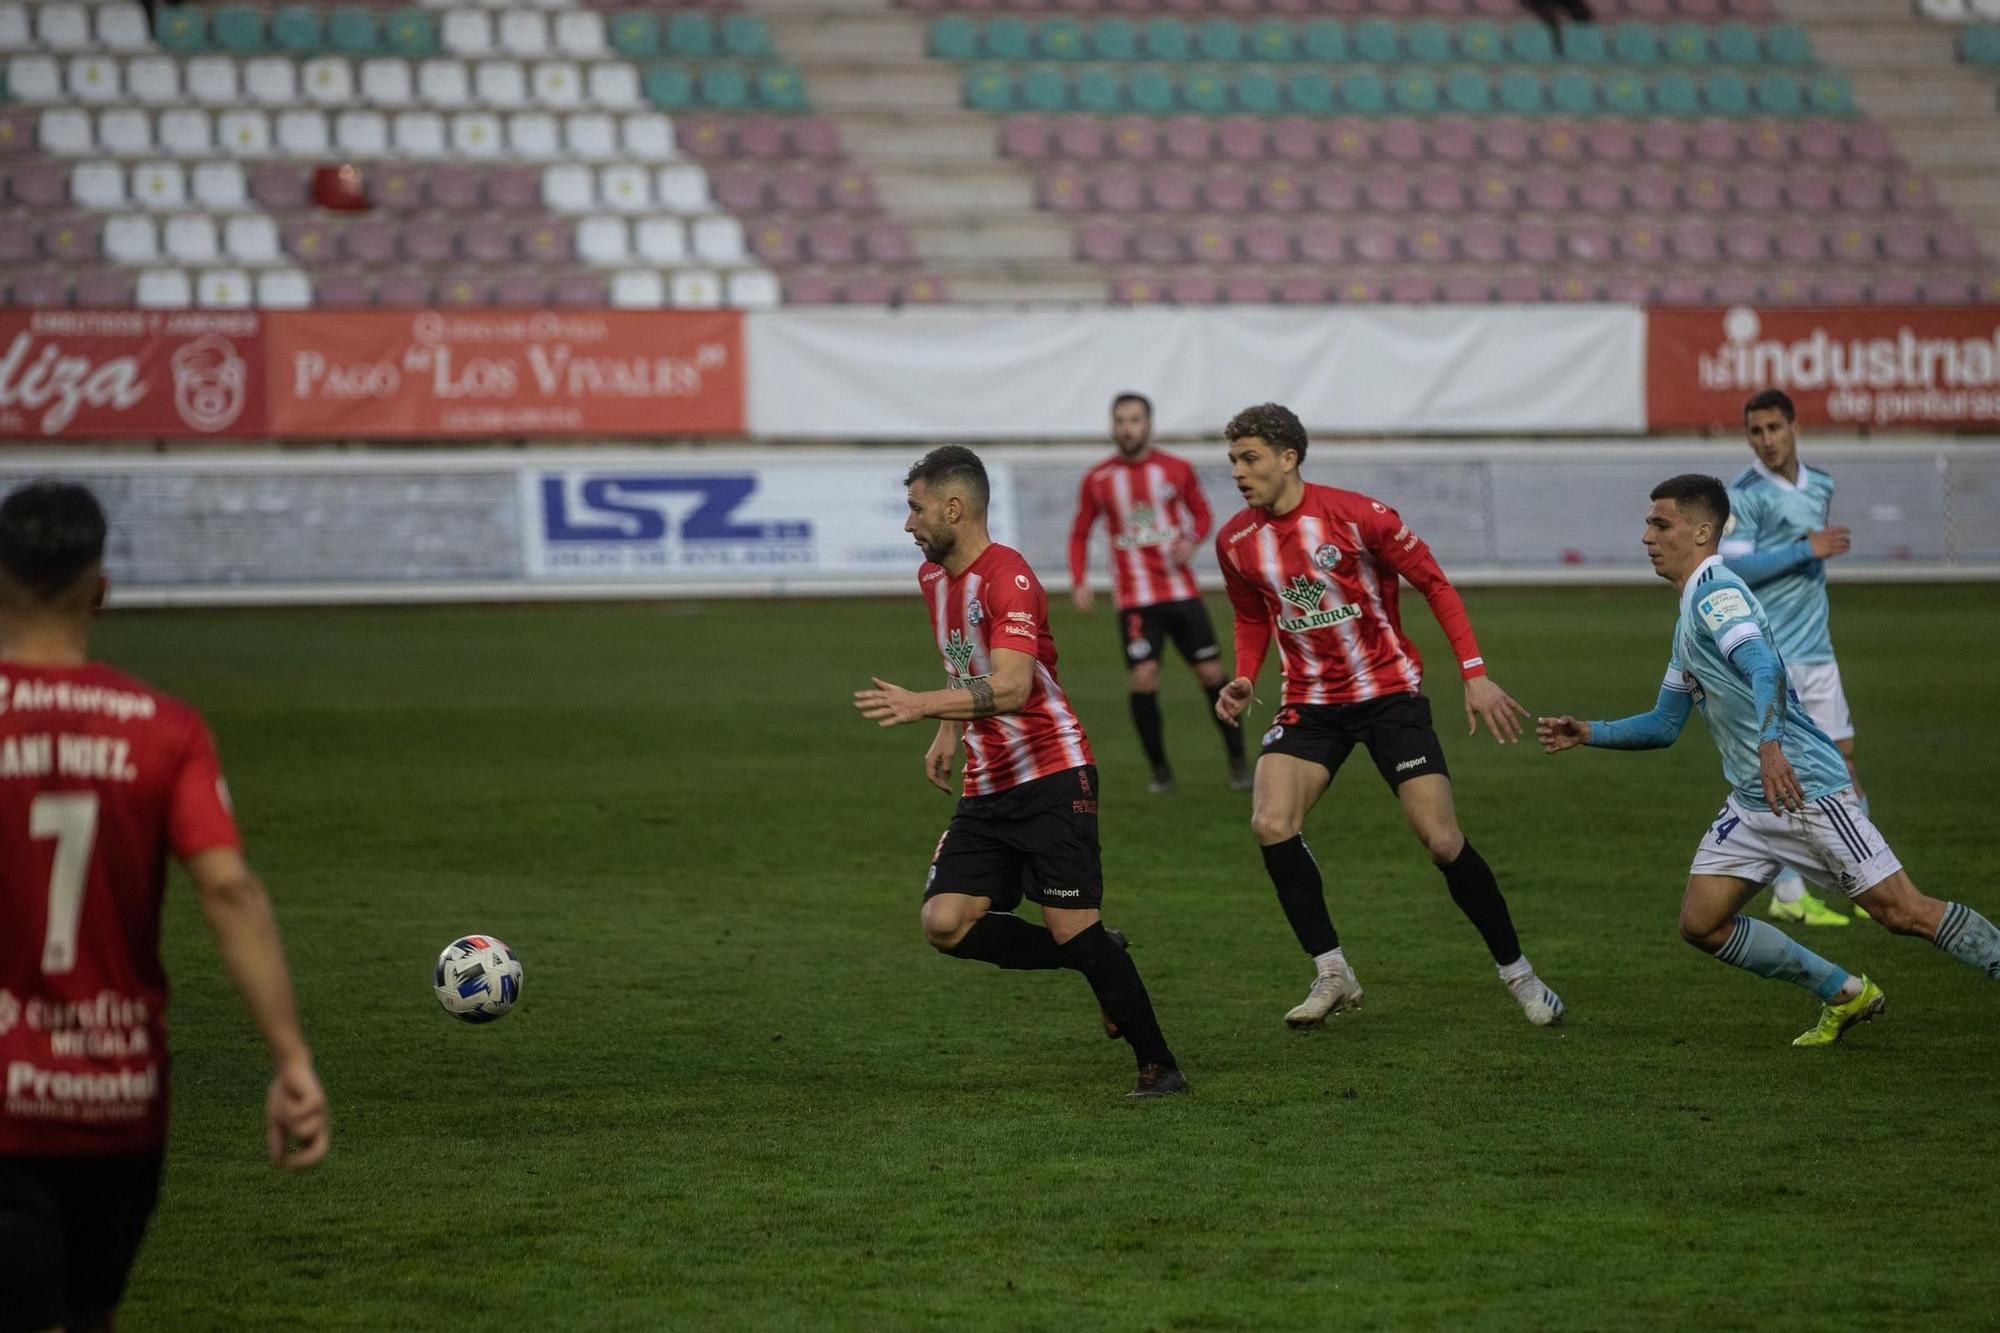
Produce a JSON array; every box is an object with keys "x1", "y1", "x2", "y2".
[
  {"x1": 1109, "y1": 117, "x2": 1160, "y2": 162},
  {"x1": 521, "y1": 221, "x2": 571, "y2": 263},
  {"x1": 1001, "y1": 116, "x2": 1053, "y2": 161},
  {"x1": 1744, "y1": 120, "x2": 1791, "y2": 166},
  {"x1": 1203, "y1": 170, "x2": 1252, "y2": 213},
  {"x1": 1482, "y1": 119, "x2": 1532, "y2": 165},
  {"x1": 1148, "y1": 168, "x2": 1198, "y2": 212},
  {"x1": 1057, "y1": 118, "x2": 1108, "y2": 161},
  {"x1": 1256, "y1": 168, "x2": 1305, "y2": 213},
  {"x1": 1270, "y1": 118, "x2": 1320, "y2": 164},
  {"x1": 1041, "y1": 169, "x2": 1090, "y2": 213},
  {"x1": 738, "y1": 117, "x2": 789, "y2": 160},
  {"x1": 1565, "y1": 222, "x2": 1615, "y2": 263},
  {"x1": 1440, "y1": 273, "x2": 1494, "y2": 303},
  {"x1": 1882, "y1": 222, "x2": 1933, "y2": 264},
  {"x1": 1893, "y1": 173, "x2": 1937, "y2": 212},
  {"x1": 901, "y1": 276, "x2": 949, "y2": 304},
  {"x1": 1431, "y1": 119, "x2": 1480, "y2": 164},
  {"x1": 374, "y1": 272, "x2": 433, "y2": 307},
  {"x1": 314, "y1": 272, "x2": 370, "y2": 308},
  {"x1": 1188, "y1": 223, "x2": 1234, "y2": 264},
  {"x1": 1794, "y1": 122, "x2": 1844, "y2": 167},
  {"x1": 1722, "y1": 221, "x2": 1772, "y2": 263},
  {"x1": 830, "y1": 170, "x2": 877, "y2": 212},
  {"x1": 771, "y1": 168, "x2": 822, "y2": 212},
  {"x1": 74, "y1": 271, "x2": 132, "y2": 308},
  {"x1": 0, "y1": 108, "x2": 37, "y2": 157},
  {"x1": 1629, "y1": 169, "x2": 1678, "y2": 213},
  {"x1": 344, "y1": 220, "x2": 397, "y2": 264},
  {"x1": 1216, "y1": 117, "x2": 1265, "y2": 162},
  {"x1": 1762, "y1": 274, "x2": 1811, "y2": 307},
  {"x1": 1242, "y1": 221, "x2": 1291, "y2": 264},
  {"x1": 1577, "y1": 170, "x2": 1624, "y2": 214},
  {"x1": 10, "y1": 273, "x2": 69, "y2": 306},
  {"x1": 463, "y1": 220, "x2": 515, "y2": 265},
  {"x1": 1535, "y1": 120, "x2": 1584, "y2": 165},
  {"x1": 1223, "y1": 277, "x2": 1273, "y2": 305},
  {"x1": 1163, "y1": 117, "x2": 1212, "y2": 162},
  {"x1": 1549, "y1": 274, "x2": 1597, "y2": 303},
  {"x1": 1810, "y1": 273, "x2": 1867, "y2": 304},
  {"x1": 1618, "y1": 222, "x2": 1666, "y2": 263},
  {"x1": 1418, "y1": 170, "x2": 1468, "y2": 213},
  {"x1": 1829, "y1": 224, "x2": 1877, "y2": 263},
  {"x1": 1659, "y1": 274, "x2": 1707, "y2": 305},
  {"x1": 1936, "y1": 224, "x2": 1981, "y2": 264},
  {"x1": 1513, "y1": 221, "x2": 1560, "y2": 263},
  {"x1": 437, "y1": 274, "x2": 491, "y2": 308},
  {"x1": 1784, "y1": 173, "x2": 1834, "y2": 213},
  {"x1": 1133, "y1": 224, "x2": 1182, "y2": 263},
  {"x1": 678, "y1": 116, "x2": 733, "y2": 161},
  {"x1": 863, "y1": 224, "x2": 912, "y2": 263},
  {"x1": 1692, "y1": 121, "x2": 1743, "y2": 166},
  {"x1": 1846, "y1": 123, "x2": 1896, "y2": 165},
  {"x1": 1388, "y1": 274, "x2": 1434, "y2": 304},
  {"x1": 1460, "y1": 220, "x2": 1507, "y2": 264},
  {"x1": 1709, "y1": 271, "x2": 1760, "y2": 305},
  {"x1": 1732, "y1": 176, "x2": 1783, "y2": 213},
  {"x1": 1310, "y1": 171, "x2": 1359, "y2": 212},
  {"x1": 1363, "y1": 170, "x2": 1415, "y2": 213},
  {"x1": 1837, "y1": 172, "x2": 1889, "y2": 214},
  {"x1": 10, "y1": 163, "x2": 67, "y2": 209},
  {"x1": 552, "y1": 273, "x2": 608, "y2": 307},
  {"x1": 490, "y1": 273, "x2": 548, "y2": 308},
  {"x1": 486, "y1": 169, "x2": 539, "y2": 214},
  {"x1": 1920, "y1": 272, "x2": 1979, "y2": 305},
  {"x1": 1352, "y1": 219, "x2": 1401, "y2": 264},
  {"x1": 1585, "y1": 124, "x2": 1638, "y2": 165},
  {"x1": 1095, "y1": 168, "x2": 1144, "y2": 212},
  {"x1": 1166, "y1": 274, "x2": 1219, "y2": 305},
  {"x1": 1670, "y1": 220, "x2": 1719, "y2": 262},
  {"x1": 1494, "y1": 273, "x2": 1544, "y2": 302},
  {"x1": 1602, "y1": 273, "x2": 1657, "y2": 303},
  {"x1": 372, "y1": 167, "x2": 425, "y2": 212},
  {"x1": 1408, "y1": 226, "x2": 1449, "y2": 264},
  {"x1": 1298, "y1": 219, "x2": 1343, "y2": 264},
  {"x1": 1869, "y1": 272, "x2": 1921, "y2": 304},
  {"x1": 1324, "y1": 120, "x2": 1373, "y2": 165},
  {"x1": 0, "y1": 227, "x2": 33, "y2": 265},
  {"x1": 1333, "y1": 272, "x2": 1386, "y2": 303},
  {"x1": 806, "y1": 221, "x2": 859, "y2": 264},
  {"x1": 1685, "y1": 172, "x2": 1728, "y2": 215},
  {"x1": 1470, "y1": 170, "x2": 1515, "y2": 213},
  {"x1": 1639, "y1": 121, "x2": 1690, "y2": 164},
  {"x1": 842, "y1": 275, "x2": 897, "y2": 305},
  {"x1": 1276, "y1": 275, "x2": 1328, "y2": 303},
  {"x1": 715, "y1": 167, "x2": 771, "y2": 213},
  {"x1": 1110, "y1": 275, "x2": 1164, "y2": 304},
  {"x1": 1775, "y1": 224, "x2": 1824, "y2": 264},
  {"x1": 1378, "y1": 119, "x2": 1425, "y2": 165},
  {"x1": 1522, "y1": 171, "x2": 1571, "y2": 213},
  {"x1": 402, "y1": 219, "x2": 454, "y2": 264},
  {"x1": 752, "y1": 221, "x2": 800, "y2": 263},
  {"x1": 43, "y1": 217, "x2": 99, "y2": 264},
  {"x1": 1078, "y1": 219, "x2": 1126, "y2": 263},
  {"x1": 430, "y1": 166, "x2": 480, "y2": 212}
]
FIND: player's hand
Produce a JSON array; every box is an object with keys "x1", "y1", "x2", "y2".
[
  {"x1": 1071, "y1": 584, "x2": 1094, "y2": 614},
  {"x1": 923, "y1": 733, "x2": 957, "y2": 794},
  {"x1": 1759, "y1": 740, "x2": 1806, "y2": 812},
  {"x1": 854, "y1": 677, "x2": 929, "y2": 727},
  {"x1": 1215, "y1": 676, "x2": 1254, "y2": 727},
  {"x1": 1535, "y1": 715, "x2": 1591, "y2": 754},
  {"x1": 1464, "y1": 675, "x2": 1529, "y2": 744},
  {"x1": 1168, "y1": 538, "x2": 1197, "y2": 569},
  {"x1": 1808, "y1": 526, "x2": 1852, "y2": 559},
  {"x1": 266, "y1": 1056, "x2": 328, "y2": 1171}
]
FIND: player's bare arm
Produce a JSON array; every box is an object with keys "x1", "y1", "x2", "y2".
[
  {"x1": 855, "y1": 648, "x2": 1035, "y2": 727},
  {"x1": 1535, "y1": 715, "x2": 1591, "y2": 753},
  {"x1": 1464, "y1": 675, "x2": 1530, "y2": 744}
]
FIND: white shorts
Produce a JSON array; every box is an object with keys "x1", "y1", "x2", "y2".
[
  {"x1": 1787, "y1": 660, "x2": 1854, "y2": 743},
  {"x1": 1688, "y1": 790, "x2": 1901, "y2": 898}
]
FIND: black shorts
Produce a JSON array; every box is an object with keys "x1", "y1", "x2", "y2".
[
  {"x1": 1258, "y1": 692, "x2": 1450, "y2": 790},
  {"x1": 1118, "y1": 598, "x2": 1220, "y2": 669},
  {"x1": 925, "y1": 764, "x2": 1103, "y2": 912},
  {"x1": 0, "y1": 1149, "x2": 163, "y2": 1333}
]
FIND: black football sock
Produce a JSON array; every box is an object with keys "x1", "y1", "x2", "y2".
[
  {"x1": 1261, "y1": 835, "x2": 1339, "y2": 956},
  {"x1": 945, "y1": 913, "x2": 1068, "y2": 971},
  {"x1": 1439, "y1": 840, "x2": 1523, "y2": 966},
  {"x1": 1129, "y1": 690, "x2": 1170, "y2": 773},
  {"x1": 1205, "y1": 684, "x2": 1245, "y2": 759},
  {"x1": 1060, "y1": 923, "x2": 1175, "y2": 1069}
]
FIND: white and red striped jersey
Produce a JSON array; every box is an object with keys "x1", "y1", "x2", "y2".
[
  {"x1": 1068, "y1": 449, "x2": 1214, "y2": 611},
  {"x1": 1216, "y1": 484, "x2": 1488, "y2": 707},
  {"x1": 920, "y1": 543, "x2": 1094, "y2": 797}
]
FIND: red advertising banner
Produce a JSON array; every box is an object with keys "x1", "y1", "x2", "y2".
[
  {"x1": 0, "y1": 310, "x2": 267, "y2": 439},
  {"x1": 1649, "y1": 306, "x2": 2000, "y2": 431},
  {"x1": 263, "y1": 309, "x2": 744, "y2": 437}
]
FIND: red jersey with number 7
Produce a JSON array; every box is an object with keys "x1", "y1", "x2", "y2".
[
  {"x1": 1216, "y1": 483, "x2": 1489, "y2": 707},
  {"x1": 1067, "y1": 450, "x2": 1213, "y2": 611},
  {"x1": 0, "y1": 661, "x2": 240, "y2": 1156},
  {"x1": 921, "y1": 543, "x2": 1093, "y2": 798}
]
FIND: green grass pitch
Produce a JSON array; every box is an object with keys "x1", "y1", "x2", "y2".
[{"x1": 103, "y1": 584, "x2": 2000, "y2": 1330}]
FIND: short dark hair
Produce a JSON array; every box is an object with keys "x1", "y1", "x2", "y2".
[
  {"x1": 1224, "y1": 402, "x2": 1308, "y2": 464},
  {"x1": 1111, "y1": 392, "x2": 1152, "y2": 419},
  {"x1": 0, "y1": 480, "x2": 106, "y2": 604},
  {"x1": 1743, "y1": 389, "x2": 1796, "y2": 423},
  {"x1": 904, "y1": 445, "x2": 989, "y2": 513},
  {"x1": 1650, "y1": 474, "x2": 1730, "y2": 531}
]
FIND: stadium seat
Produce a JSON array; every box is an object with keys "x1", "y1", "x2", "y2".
[
  {"x1": 622, "y1": 112, "x2": 676, "y2": 161},
  {"x1": 1497, "y1": 70, "x2": 1544, "y2": 115},
  {"x1": 1809, "y1": 75, "x2": 1854, "y2": 116},
  {"x1": 1236, "y1": 68, "x2": 1280, "y2": 114},
  {"x1": 1702, "y1": 72, "x2": 1750, "y2": 116},
  {"x1": 136, "y1": 268, "x2": 193, "y2": 308},
  {"x1": 153, "y1": 8, "x2": 206, "y2": 55},
  {"x1": 1713, "y1": 22, "x2": 1759, "y2": 65},
  {"x1": 164, "y1": 214, "x2": 219, "y2": 265},
  {"x1": 1406, "y1": 19, "x2": 1451, "y2": 63},
  {"x1": 441, "y1": 11, "x2": 493, "y2": 58},
  {"x1": 1353, "y1": 18, "x2": 1398, "y2": 63},
  {"x1": 391, "y1": 110, "x2": 445, "y2": 156},
  {"x1": 1458, "y1": 20, "x2": 1503, "y2": 62},
  {"x1": 564, "y1": 112, "x2": 616, "y2": 159},
  {"x1": 1128, "y1": 67, "x2": 1173, "y2": 113},
  {"x1": 1763, "y1": 25, "x2": 1813, "y2": 67},
  {"x1": 1143, "y1": 19, "x2": 1189, "y2": 61},
  {"x1": 1507, "y1": 20, "x2": 1557, "y2": 63},
  {"x1": 612, "y1": 13, "x2": 660, "y2": 60},
  {"x1": 1195, "y1": 18, "x2": 1241, "y2": 61},
  {"x1": 1341, "y1": 69, "x2": 1388, "y2": 115},
  {"x1": 500, "y1": 12, "x2": 548, "y2": 59},
  {"x1": 1091, "y1": 19, "x2": 1138, "y2": 60},
  {"x1": 360, "y1": 59, "x2": 413, "y2": 107},
  {"x1": 646, "y1": 64, "x2": 694, "y2": 111},
  {"x1": 39, "y1": 109, "x2": 92, "y2": 156},
  {"x1": 211, "y1": 6, "x2": 265, "y2": 55},
  {"x1": 1286, "y1": 70, "x2": 1333, "y2": 114},
  {"x1": 276, "y1": 109, "x2": 329, "y2": 156},
  {"x1": 1550, "y1": 70, "x2": 1596, "y2": 115},
  {"x1": 97, "y1": 5, "x2": 151, "y2": 54},
  {"x1": 328, "y1": 7, "x2": 378, "y2": 56},
  {"x1": 158, "y1": 108, "x2": 210, "y2": 156},
  {"x1": 68, "y1": 57, "x2": 120, "y2": 105},
  {"x1": 1392, "y1": 69, "x2": 1439, "y2": 113},
  {"x1": 986, "y1": 17, "x2": 1031, "y2": 61},
  {"x1": 245, "y1": 57, "x2": 299, "y2": 106},
  {"x1": 1963, "y1": 26, "x2": 2000, "y2": 66},
  {"x1": 637, "y1": 217, "x2": 689, "y2": 262},
  {"x1": 1445, "y1": 69, "x2": 1492, "y2": 114},
  {"x1": 1248, "y1": 21, "x2": 1293, "y2": 61},
  {"x1": 1612, "y1": 23, "x2": 1659, "y2": 65},
  {"x1": 303, "y1": 56, "x2": 354, "y2": 105},
  {"x1": 334, "y1": 109, "x2": 387, "y2": 155},
  {"x1": 533, "y1": 62, "x2": 584, "y2": 110},
  {"x1": 1753, "y1": 72, "x2": 1802, "y2": 115},
  {"x1": 386, "y1": 9, "x2": 436, "y2": 59},
  {"x1": 1300, "y1": 19, "x2": 1345, "y2": 62},
  {"x1": 1663, "y1": 23, "x2": 1710, "y2": 64},
  {"x1": 477, "y1": 61, "x2": 528, "y2": 109}
]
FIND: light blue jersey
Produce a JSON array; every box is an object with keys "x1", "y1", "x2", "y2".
[
  {"x1": 1721, "y1": 461, "x2": 1836, "y2": 664},
  {"x1": 1670, "y1": 557, "x2": 1850, "y2": 812}
]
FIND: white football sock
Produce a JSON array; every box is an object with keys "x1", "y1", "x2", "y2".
[
  {"x1": 1497, "y1": 955, "x2": 1541, "y2": 1004},
  {"x1": 1772, "y1": 871, "x2": 1806, "y2": 904},
  {"x1": 1314, "y1": 946, "x2": 1348, "y2": 978}
]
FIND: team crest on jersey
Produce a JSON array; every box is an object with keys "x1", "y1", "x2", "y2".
[
  {"x1": 1262, "y1": 725, "x2": 1285, "y2": 748},
  {"x1": 966, "y1": 598, "x2": 984, "y2": 627},
  {"x1": 1311, "y1": 543, "x2": 1342, "y2": 572},
  {"x1": 943, "y1": 629, "x2": 976, "y2": 678}
]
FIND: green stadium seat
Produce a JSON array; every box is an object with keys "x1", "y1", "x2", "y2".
[
  {"x1": 1236, "y1": 67, "x2": 1281, "y2": 114},
  {"x1": 722, "y1": 15, "x2": 772, "y2": 60},
  {"x1": 756, "y1": 65, "x2": 807, "y2": 111},
  {"x1": 1143, "y1": 19, "x2": 1189, "y2": 62},
  {"x1": 1458, "y1": 20, "x2": 1503, "y2": 63},
  {"x1": 1128, "y1": 67, "x2": 1174, "y2": 113},
  {"x1": 613, "y1": 12, "x2": 661, "y2": 60},
  {"x1": 700, "y1": 64, "x2": 749, "y2": 110},
  {"x1": 1964, "y1": 26, "x2": 2000, "y2": 67},
  {"x1": 1020, "y1": 65, "x2": 1068, "y2": 112},
  {"x1": 1497, "y1": 69, "x2": 1545, "y2": 115},
  {"x1": 1353, "y1": 19, "x2": 1398, "y2": 64},
  {"x1": 1764, "y1": 25, "x2": 1813, "y2": 67},
  {"x1": 326, "y1": 7, "x2": 378, "y2": 56},
  {"x1": 1506, "y1": 19, "x2": 1555, "y2": 63},
  {"x1": 930, "y1": 16, "x2": 976, "y2": 60},
  {"x1": 1713, "y1": 22, "x2": 1759, "y2": 65},
  {"x1": 1602, "y1": 70, "x2": 1647, "y2": 114},
  {"x1": 1341, "y1": 67, "x2": 1388, "y2": 115},
  {"x1": 1445, "y1": 68, "x2": 1491, "y2": 114},
  {"x1": 1753, "y1": 71, "x2": 1802, "y2": 115},
  {"x1": 1248, "y1": 20, "x2": 1294, "y2": 62},
  {"x1": 1808, "y1": 73, "x2": 1854, "y2": 115},
  {"x1": 270, "y1": 5, "x2": 321, "y2": 54},
  {"x1": 384, "y1": 9, "x2": 436, "y2": 58},
  {"x1": 1702, "y1": 70, "x2": 1750, "y2": 116},
  {"x1": 1075, "y1": 66, "x2": 1121, "y2": 112},
  {"x1": 1286, "y1": 69, "x2": 1334, "y2": 114},
  {"x1": 1663, "y1": 23, "x2": 1710, "y2": 64},
  {"x1": 1406, "y1": 19, "x2": 1451, "y2": 63},
  {"x1": 964, "y1": 66, "x2": 1013, "y2": 112},
  {"x1": 663, "y1": 11, "x2": 710, "y2": 58},
  {"x1": 1091, "y1": 19, "x2": 1137, "y2": 61},
  {"x1": 1392, "y1": 68, "x2": 1439, "y2": 113},
  {"x1": 1196, "y1": 19, "x2": 1242, "y2": 62},
  {"x1": 986, "y1": 17, "x2": 1030, "y2": 62},
  {"x1": 1183, "y1": 71, "x2": 1226, "y2": 113},
  {"x1": 1611, "y1": 22, "x2": 1658, "y2": 65},
  {"x1": 1301, "y1": 20, "x2": 1346, "y2": 63},
  {"x1": 645, "y1": 63, "x2": 693, "y2": 109},
  {"x1": 211, "y1": 6, "x2": 265, "y2": 54},
  {"x1": 1560, "y1": 22, "x2": 1607, "y2": 63},
  {"x1": 1652, "y1": 71, "x2": 1700, "y2": 116},
  {"x1": 1038, "y1": 19, "x2": 1086, "y2": 60},
  {"x1": 153, "y1": 6, "x2": 206, "y2": 53},
  {"x1": 1549, "y1": 68, "x2": 1596, "y2": 115}
]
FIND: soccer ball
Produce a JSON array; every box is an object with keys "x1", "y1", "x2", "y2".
[{"x1": 433, "y1": 935, "x2": 522, "y2": 1024}]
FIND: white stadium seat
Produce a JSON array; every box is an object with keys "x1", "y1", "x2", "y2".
[
  {"x1": 256, "y1": 270, "x2": 314, "y2": 309},
  {"x1": 655, "y1": 163, "x2": 709, "y2": 212},
  {"x1": 67, "y1": 56, "x2": 120, "y2": 103},
  {"x1": 185, "y1": 55, "x2": 241, "y2": 105},
  {"x1": 360, "y1": 58, "x2": 414, "y2": 107},
  {"x1": 563, "y1": 112, "x2": 615, "y2": 159},
  {"x1": 506, "y1": 111, "x2": 560, "y2": 158},
  {"x1": 36, "y1": 3, "x2": 91, "y2": 53},
  {"x1": 225, "y1": 215, "x2": 280, "y2": 264},
  {"x1": 192, "y1": 161, "x2": 246, "y2": 209},
  {"x1": 127, "y1": 55, "x2": 182, "y2": 104},
  {"x1": 668, "y1": 270, "x2": 721, "y2": 309},
  {"x1": 99, "y1": 107, "x2": 153, "y2": 155},
  {"x1": 37, "y1": 108, "x2": 93, "y2": 155},
  {"x1": 103, "y1": 215, "x2": 159, "y2": 263},
  {"x1": 540, "y1": 163, "x2": 592, "y2": 212},
  {"x1": 136, "y1": 268, "x2": 193, "y2": 309},
  {"x1": 157, "y1": 108, "x2": 212, "y2": 157},
  {"x1": 586, "y1": 63, "x2": 640, "y2": 109},
  {"x1": 216, "y1": 109, "x2": 271, "y2": 155},
  {"x1": 474, "y1": 59, "x2": 526, "y2": 108},
  {"x1": 621, "y1": 112, "x2": 675, "y2": 161},
  {"x1": 301, "y1": 56, "x2": 354, "y2": 105},
  {"x1": 392, "y1": 110, "x2": 446, "y2": 155},
  {"x1": 610, "y1": 269, "x2": 665, "y2": 309},
  {"x1": 70, "y1": 160, "x2": 125, "y2": 209},
  {"x1": 164, "y1": 214, "x2": 220, "y2": 264},
  {"x1": 196, "y1": 269, "x2": 254, "y2": 309},
  {"x1": 531, "y1": 61, "x2": 582, "y2": 108},
  {"x1": 449, "y1": 110, "x2": 502, "y2": 156},
  {"x1": 634, "y1": 216, "x2": 685, "y2": 263},
  {"x1": 335, "y1": 110, "x2": 388, "y2": 155},
  {"x1": 0, "y1": 5, "x2": 29, "y2": 51},
  {"x1": 131, "y1": 161, "x2": 188, "y2": 210},
  {"x1": 726, "y1": 270, "x2": 781, "y2": 310},
  {"x1": 599, "y1": 164, "x2": 650, "y2": 211},
  {"x1": 244, "y1": 56, "x2": 298, "y2": 106},
  {"x1": 498, "y1": 11, "x2": 546, "y2": 56},
  {"x1": 440, "y1": 10, "x2": 493, "y2": 57},
  {"x1": 576, "y1": 215, "x2": 629, "y2": 265},
  {"x1": 97, "y1": 4, "x2": 151, "y2": 52},
  {"x1": 5, "y1": 55, "x2": 60, "y2": 103},
  {"x1": 417, "y1": 58, "x2": 470, "y2": 107},
  {"x1": 691, "y1": 215, "x2": 744, "y2": 264},
  {"x1": 553, "y1": 11, "x2": 605, "y2": 57},
  {"x1": 276, "y1": 109, "x2": 329, "y2": 156}
]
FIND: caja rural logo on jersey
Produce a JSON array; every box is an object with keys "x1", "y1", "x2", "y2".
[
  {"x1": 1112, "y1": 501, "x2": 1176, "y2": 550},
  {"x1": 1276, "y1": 575, "x2": 1361, "y2": 633},
  {"x1": 943, "y1": 629, "x2": 977, "y2": 679}
]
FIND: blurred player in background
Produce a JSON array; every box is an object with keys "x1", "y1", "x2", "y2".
[
  {"x1": 857, "y1": 446, "x2": 1187, "y2": 1099},
  {"x1": 1069, "y1": 393, "x2": 1249, "y2": 794},
  {"x1": 0, "y1": 481, "x2": 328, "y2": 1333},
  {"x1": 1722, "y1": 389, "x2": 1862, "y2": 927},
  {"x1": 1210, "y1": 404, "x2": 1565, "y2": 1031},
  {"x1": 1538, "y1": 475, "x2": 2000, "y2": 1046}
]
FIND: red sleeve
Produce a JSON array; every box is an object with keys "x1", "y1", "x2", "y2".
[
  {"x1": 984, "y1": 561, "x2": 1044, "y2": 652},
  {"x1": 1362, "y1": 504, "x2": 1487, "y2": 680},
  {"x1": 1176, "y1": 458, "x2": 1212, "y2": 544},
  {"x1": 169, "y1": 721, "x2": 242, "y2": 859},
  {"x1": 1217, "y1": 531, "x2": 1272, "y2": 683},
  {"x1": 1066, "y1": 472, "x2": 1101, "y2": 592}
]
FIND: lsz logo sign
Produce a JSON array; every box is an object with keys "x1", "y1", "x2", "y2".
[{"x1": 533, "y1": 473, "x2": 817, "y2": 575}]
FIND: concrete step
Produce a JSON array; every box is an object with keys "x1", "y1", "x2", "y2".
[
  {"x1": 768, "y1": 14, "x2": 926, "y2": 62},
  {"x1": 1810, "y1": 25, "x2": 1963, "y2": 69},
  {"x1": 806, "y1": 66, "x2": 962, "y2": 111},
  {"x1": 837, "y1": 114, "x2": 999, "y2": 161},
  {"x1": 944, "y1": 276, "x2": 1113, "y2": 303},
  {"x1": 874, "y1": 168, "x2": 1034, "y2": 216},
  {"x1": 1854, "y1": 76, "x2": 2000, "y2": 117},
  {"x1": 751, "y1": 0, "x2": 895, "y2": 13},
  {"x1": 912, "y1": 218, "x2": 1074, "y2": 262}
]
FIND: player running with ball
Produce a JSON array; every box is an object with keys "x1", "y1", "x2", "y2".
[
  {"x1": 1210, "y1": 404, "x2": 1565, "y2": 1031},
  {"x1": 1538, "y1": 475, "x2": 2000, "y2": 1045}
]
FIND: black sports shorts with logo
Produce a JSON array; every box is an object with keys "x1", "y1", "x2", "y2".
[
  {"x1": 0, "y1": 1149, "x2": 163, "y2": 1333},
  {"x1": 1118, "y1": 598, "x2": 1221, "y2": 668},
  {"x1": 1258, "y1": 692, "x2": 1450, "y2": 790},
  {"x1": 925, "y1": 764, "x2": 1104, "y2": 911}
]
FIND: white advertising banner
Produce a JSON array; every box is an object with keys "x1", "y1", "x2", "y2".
[
  {"x1": 746, "y1": 306, "x2": 1646, "y2": 439},
  {"x1": 519, "y1": 452, "x2": 1018, "y2": 586}
]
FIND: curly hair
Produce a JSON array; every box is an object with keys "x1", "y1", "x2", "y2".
[{"x1": 1223, "y1": 403, "x2": 1308, "y2": 464}]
